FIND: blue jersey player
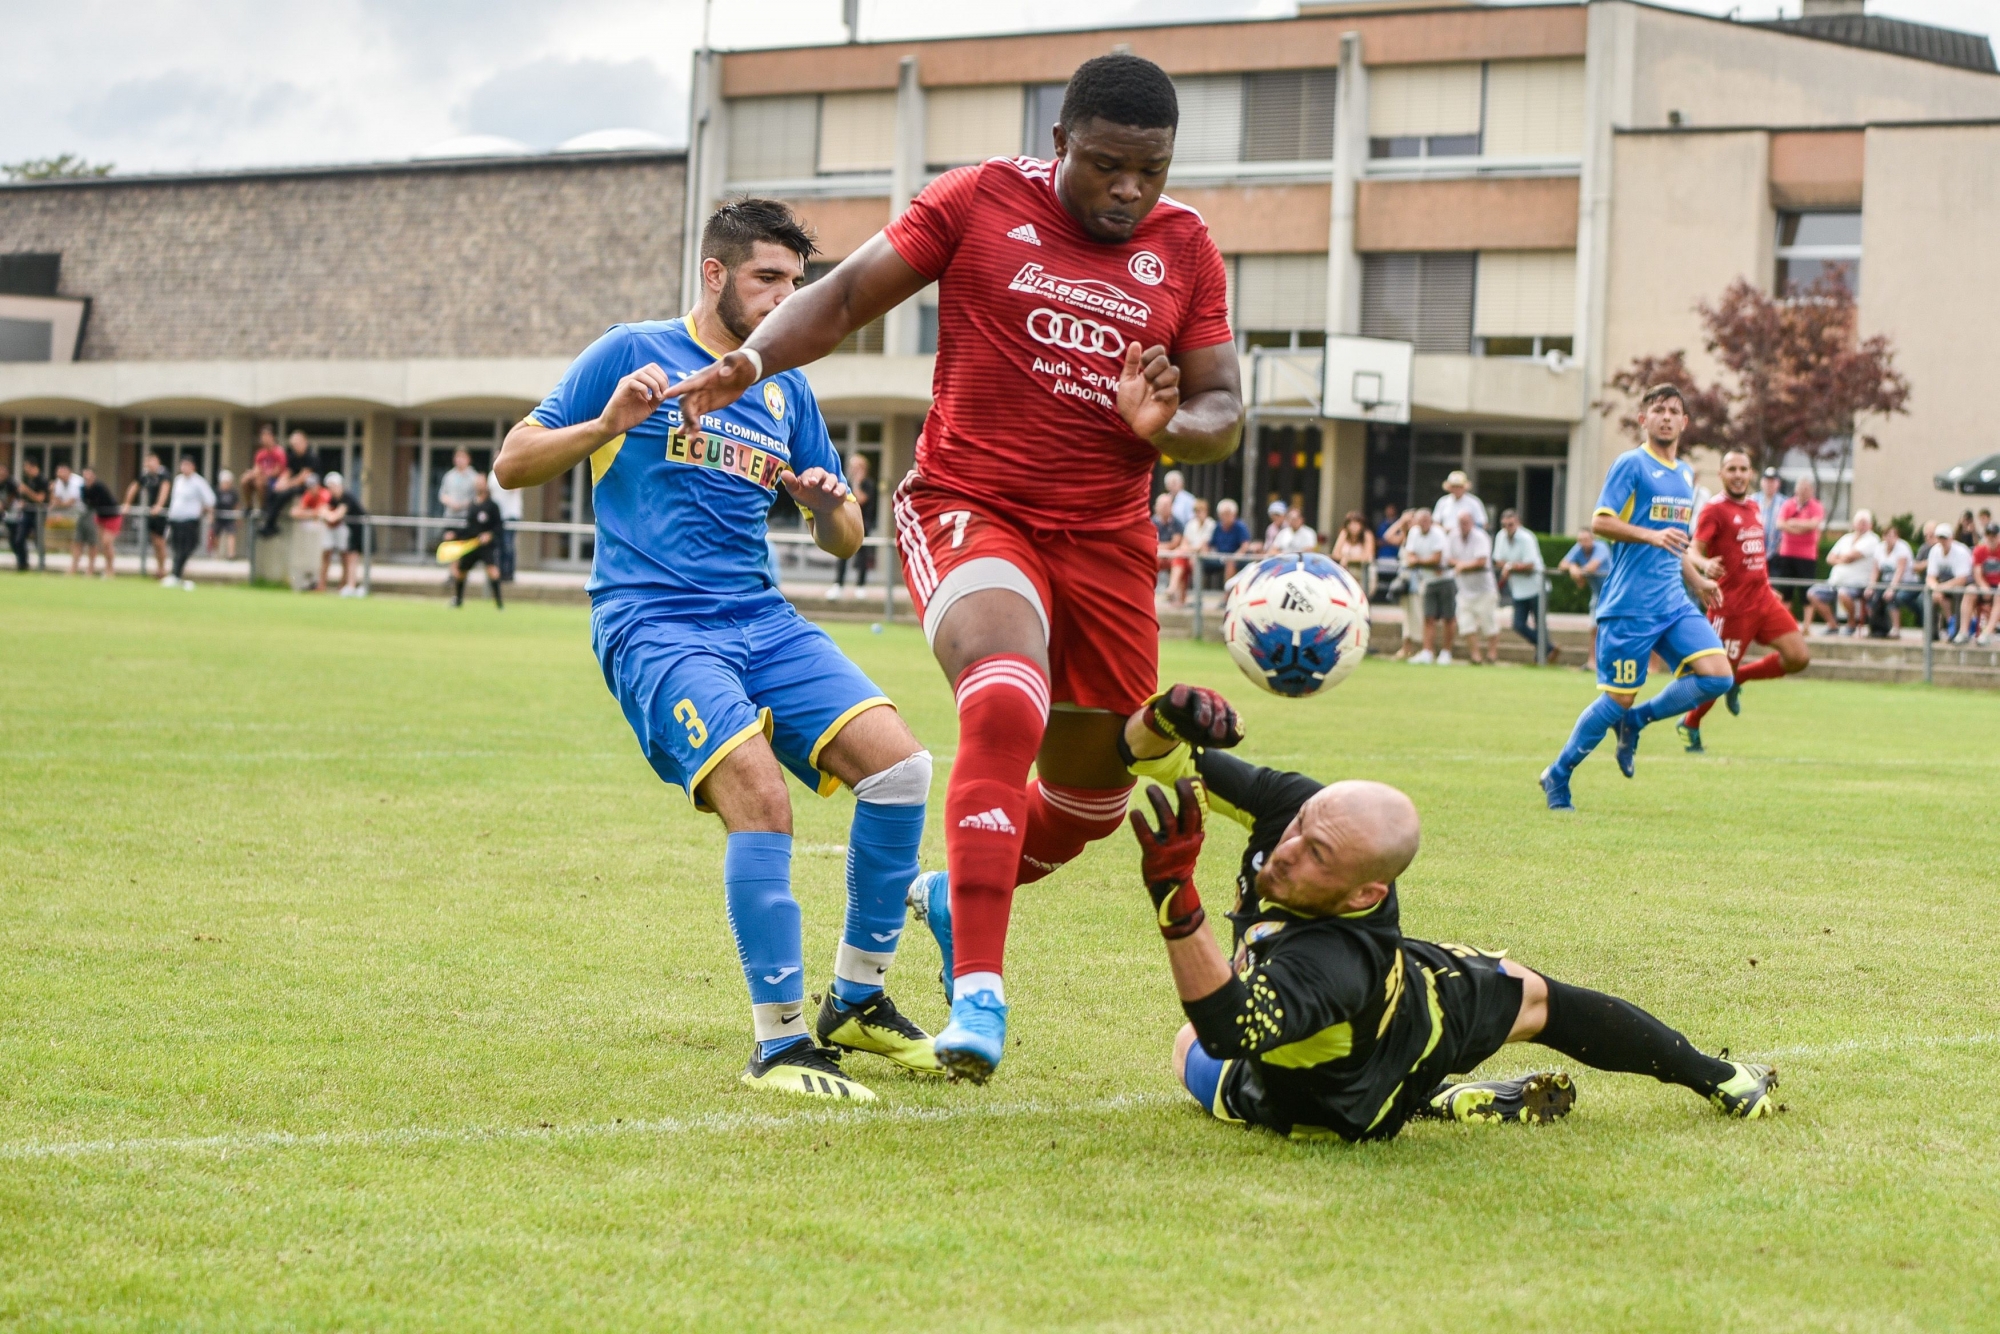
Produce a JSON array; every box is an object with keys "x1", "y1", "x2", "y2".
[
  {"x1": 1541, "y1": 385, "x2": 1730, "y2": 810},
  {"x1": 496, "y1": 200, "x2": 939, "y2": 1099}
]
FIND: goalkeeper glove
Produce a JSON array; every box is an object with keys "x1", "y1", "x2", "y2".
[
  {"x1": 1143, "y1": 683, "x2": 1245, "y2": 750},
  {"x1": 1129, "y1": 778, "x2": 1207, "y2": 940}
]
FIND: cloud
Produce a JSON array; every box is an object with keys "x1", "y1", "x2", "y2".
[
  {"x1": 68, "y1": 72, "x2": 308, "y2": 144},
  {"x1": 454, "y1": 57, "x2": 682, "y2": 149}
]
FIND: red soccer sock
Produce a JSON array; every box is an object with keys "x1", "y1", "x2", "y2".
[
  {"x1": 944, "y1": 654, "x2": 1049, "y2": 979},
  {"x1": 1016, "y1": 779, "x2": 1134, "y2": 886},
  {"x1": 1736, "y1": 651, "x2": 1787, "y2": 684}
]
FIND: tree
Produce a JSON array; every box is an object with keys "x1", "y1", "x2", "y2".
[
  {"x1": 1601, "y1": 269, "x2": 1911, "y2": 501},
  {"x1": 1, "y1": 154, "x2": 115, "y2": 182}
]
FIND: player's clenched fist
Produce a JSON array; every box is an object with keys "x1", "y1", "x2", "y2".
[
  {"x1": 657, "y1": 351, "x2": 760, "y2": 447},
  {"x1": 596, "y1": 363, "x2": 672, "y2": 437},
  {"x1": 781, "y1": 467, "x2": 852, "y2": 516},
  {"x1": 1117, "y1": 341, "x2": 1180, "y2": 443}
]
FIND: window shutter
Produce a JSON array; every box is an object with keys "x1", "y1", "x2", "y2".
[
  {"x1": 1362, "y1": 253, "x2": 1473, "y2": 353},
  {"x1": 818, "y1": 91, "x2": 898, "y2": 173},
  {"x1": 1367, "y1": 65, "x2": 1483, "y2": 139},
  {"x1": 1482, "y1": 60, "x2": 1585, "y2": 157},
  {"x1": 1171, "y1": 75, "x2": 1245, "y2": 165},
  {"x1": 728, "y1": 96, "x2": 819, "y2": 181},
  {"x1": 1236, "y1": 254, "x2": 1329, "y2": 331},
  {"x1": 925, "y1": 85, "x2": 1026, "y2": 167},
  {"x1": 1022, "y1": 83, "x2": 1066, "y2": 161},
  {"x1": 1474, "y1": 250, "x2": 1576, "y2": 338},
  {"x1": 1242, "y1": 70, "x2": 1337, "y2": 161}
]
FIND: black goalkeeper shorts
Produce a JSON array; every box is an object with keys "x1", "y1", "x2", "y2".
[{"x1": 1408, "y1": 940, "x2": 1527, "y2": 1080}]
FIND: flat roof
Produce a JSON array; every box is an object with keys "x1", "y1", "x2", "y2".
[{"x1": 0, "y1": 148, "x2": 684, "y2": 194}]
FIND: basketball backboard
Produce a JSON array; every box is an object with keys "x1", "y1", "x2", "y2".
[{"x1": 1320, "y1": 335, "x2": 1413, "y2": 425}]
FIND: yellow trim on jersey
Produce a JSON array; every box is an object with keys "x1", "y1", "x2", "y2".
[
  {"x1": 682, "y1": 311, "x2": 726, "y2": 361},
  {"x1": 1363, "y1": 962, "x2": 1446, "y2": 1133},
  {"x1": 589, "y1": 433, "x2": 626, "y2": 486},
  {"x1": 1262, "y1": 1021, "x2": 1355, "y2": 1069},
  {"x1": 1209, "y1": 1059, "x2": 1244, "y2": 1122},
  {"x1": 807, "y1": 696, "x2": 894, "y2": 796},
  {"x1": 688, "y1": 708, "x2": 774, "y2": 810},
  {"x1": 1641, "y1": 443, "x2": 1679, "y2": 469},
  {"x1": 1673, "y1": 647, "x2": 1728, "y2": 677}
]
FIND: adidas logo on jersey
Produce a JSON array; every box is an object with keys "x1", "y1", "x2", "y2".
[
  {"x1": 1006, "y1": 222, "x2": 1041, "y2": 246},
  {"x1": 958, "y1": 807, "x2": 1018, "y2": 834}
]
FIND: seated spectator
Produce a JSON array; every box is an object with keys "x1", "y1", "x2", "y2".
[
  {"x1": 1924, "y1": 522, "x2": 1974, "y2": 641},
  {"x1": 1493, "y1": 508, "x2": 1557, "y2": 663},
  {"x1": 1395, "y1": 507, "x2": 1452, "y2": 664},
  {"x1": 1171, "y1": 497, "x2": 1215, "y2": 606},
  {"x1": 1162, "y1": 469, "x2": 1195, "y2": 528},
  {"x1": 1805, "y1": 511, "x2": 1879, "y2": 635},
  {"x1": 1152, "y1": 492, "x2": 1187, "y2": 603},
  {"x1": 1971, "y1": 522, "x2": 2000, "y2": 645},
  {"x1": 1331, "y1": 511, "x2": 1375, "y2": 595},
  {"x1": 1559, "y1": 529, "x2": 1608, "y2": 670},
  {"x1": 1447, "y1": 508, "x2": 1498, "y2": 665},
  {"x1": 1871, "y1": 522, "x2": 1916, "y2": 638},
  {"x1": 1259, "y1": 499, "x2": 1287, "y2": 552},
  {"x1": 1372, "y1": 503, "x2": 1403, "y2": 596},
  {"x1": 1206, "y1": 498, "x2": 1252, "y2": 583},
  {"x1": 1270, "y1": 506, "x2": 1319, "y2": 556},
  {"x1": 1954, "y1": 510, "x2": 1979, "y2": 548}
]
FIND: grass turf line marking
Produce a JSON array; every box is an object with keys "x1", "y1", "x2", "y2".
[
  {"x1": 1748, "y1": 1032, "x2": 2000, "y2": 1060},
  {"x1": 0, "y1": 1092, "x2": 1182, "y2": 1163}
]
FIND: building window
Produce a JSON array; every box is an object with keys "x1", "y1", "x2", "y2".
[
  {"x1": 727, "y1": 95, "x2": 819, "y2": 182},
  {"x1": 1367, "y1": 64, "x2": 1482, "y2": 160},
  {"x1": 1369, "y1": 134, "x2": 1479, "y2": 160},
  {"x1": 1775, "y1": 211, "x2": 1861, "y2": 295},
  {"x1": 1243, "y1": 70, "x2": 1338, "y2": 161},
  {"x1": 1232, "y1": 253, "x2": 1328, "y2": 349},
  {"x1": 1474, "y1": 250, "x2": 1575, "y2": 357},
  {"x1": 926, "y1": 85, "x2": 1025, "y2": 170},
  {"x1": 1360, "y1": 253, "x2": 1475, "y2": 354},
  {"x1": 806, "y1": 262, "x2": 885, "y2": 353},
  {"x1": 817, "y1": 90, "x2": 898, "y2": 175},
  {"x1": 1481, "y1": 59, "x2": 1585, "y2": 158},
  {"x1": 1023, "y1": 83, "x2": 1065, "y2": 161}
]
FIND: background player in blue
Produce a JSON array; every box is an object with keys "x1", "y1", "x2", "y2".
[
  {"x1": 1541, "y1": 385, "x2": 1730, "y2": 811},
  {"x1": 494, "y1": 200, "x2": 939, "y2": 1100}
]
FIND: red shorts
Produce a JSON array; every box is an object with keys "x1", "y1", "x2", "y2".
[
  {"x1": 97, "y1": 515, "x2": 123, "y2": 537},
  {"x1": 1710, "y1": 594, "x2": 1799, "y2": 666},
  {"x1": 893, "y1": 473, "x2": 1158, "y2": 714}
]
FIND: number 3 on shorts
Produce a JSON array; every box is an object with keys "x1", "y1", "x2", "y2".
[
  {"x1": 673, "y1": 698, "x2": 708, "y2": 748},
  {"x1": 1611, "y1": 658, "x2": 1638, "y2": 686}
]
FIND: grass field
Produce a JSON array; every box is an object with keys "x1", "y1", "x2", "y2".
[{"x1": 4, "y1": 576, "x2": 1998, "y2": 1332}]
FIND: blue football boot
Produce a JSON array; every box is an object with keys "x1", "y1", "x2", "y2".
[
  {"x1": 1614, "y1": 709, "x2": 1641, "y2": 778},
  {"x1": 906, "y1": 871, "x2": 953, "y2": 1005},
  {"x1": 1539, "y1": 766, "x2": 1573, "y2": 813},
  {"x1": 933, "y1": 987, "x2": 1009, "y2": 1085}
]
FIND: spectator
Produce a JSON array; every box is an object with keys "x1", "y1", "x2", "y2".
[
  {"x1": 1755, "y1": 466, "x2": 1784, "y2": 558},
  {"x1": 1870, "y1": 522, "x2": 1916, "y2": 638},
  {"x1": 447, "y1": 476, "x2": 506, "y2": 609},
  {"x1": 1805, "y1": 509, "x2": 1880, "y2": 635},
  {"x1": 1398, "y1": 507, "x2": 1453, "y2": 664},
  {"x1": 1432, "y1": 470, "x2": 1487, "y2": 532},
  {"x1": 1924, "y1": 521, "x2": 1974, "y2": 641},
  {"x1": 4, "y1": 463, "x2": 40, "y2": 571},
  {"x1": 1773, "y1": 475, "x2": 1825, "y2": 614},
  {"x1": 125, "y1": 451, "x2": 172, "y2": 577},
  {"x1": 1494, "y1": 508, "x2": 1557, "y2": 663},
  {"x1": 1373, "y1": 503, "x2": 1403, "y2": 594},
  {"x1": 438, "y1": 448, "x2": 480, "y2": 526},
  {"x1": 827, "y1": 453, "x2": 874, "y2": 601},
  {"x1": 1447, "y1": 507, "x2": 1498, "y2": 665},
  {"x1": 246, "y1": 425, "x2": 284, "y2": 528},
  {"x1": 1955, "y1": 510, "x2": 1979, "y2": 548},
  {"x1": 1152, "y1": 492, "x2": 1187, "y2": 603},
  {"x1": 211, "y1": 470, "x2": 240, "y2": 559},
  {"x1": 1271, "y1": 506, "x2": 1319, "y2": 555},
  {"x1": 1558, "y1": 530, "x2": 1608, "y2": 670},
  {"x1": 1981, "y1": 508, "x2": 1996, "y2": 539},
  {"x1": 1259, "y1": 499, "x2": 1287, "y2": 552},
  {"x1": 1331, "y1": 511, "x2": 1375, "y2": 595},
  {"x1": 164, "y1": 455, "x2": 215, "y2": 589},
  {"x1": 1175, "y1": 497, "x2": 1215, "y2": 605},
  {"x1": 79, "y1": 467, "x2": 120, "y2": 578},
  {"x1": 1971, "y1": 522, "x2": 2000, "y2": 645},
  {"x1": 1207, "y1": 497, "x2": 1252, "y2": 584},
  {"x1": 320, "y1": 472, "x2": 367, "y2": 596},
  {"x1": 47, "y1": 464, "x2": 87, "y2": 576},
  {"x1": 483, "y1": 463, "x2": 521, "y2": 584},
  {"x1": 1161, "y1": 469, "x2": 1196, "y2": 528},
  {"x1": 257, "y1": 430, "x2": 315, "y2": 538}
]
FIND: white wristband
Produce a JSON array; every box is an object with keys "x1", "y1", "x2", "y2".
[{"x1": 735, "y1": 346, "x2": 763, "y2": 381}]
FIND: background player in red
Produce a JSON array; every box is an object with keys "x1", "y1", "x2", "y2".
[
  {"x1": 1678, "y1": 449, "x2": 1811, "y2": 752},
  {"x1": 662, "y1": 55, "x2": 1245, "y2": 1082}
]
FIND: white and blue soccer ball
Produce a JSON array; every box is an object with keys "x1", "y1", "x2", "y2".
[{"x1": 1222, "y1": 553, "x2": 1370, "y2": 697}]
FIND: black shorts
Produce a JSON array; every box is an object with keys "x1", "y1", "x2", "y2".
[
  {"x1": 146, "y1": 514, "x2": 169, "y2": 539},
  {"x1": 456, "y1": 543, "x2": 489, "y2": 573},
  {"x1": 1408, "y1": 941, "x2": 1527, "y2": 1080}
]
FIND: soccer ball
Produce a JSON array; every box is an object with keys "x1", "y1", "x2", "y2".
[{"x1": 1222, "y1": 554, "x2": 1370, "y2": 697}]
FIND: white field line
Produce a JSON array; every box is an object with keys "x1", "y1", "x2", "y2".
[
  {"x1": 0, "y1": 1091, "x2": 1180, "y2": 1164},
  {"x1": 1746, "y1": 1031, "x2": 2000, "y2": 1061}
]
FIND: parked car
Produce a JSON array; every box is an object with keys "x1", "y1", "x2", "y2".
[{"x1": 1936, "y1": 452, "x2": 2000, "y2": 494}]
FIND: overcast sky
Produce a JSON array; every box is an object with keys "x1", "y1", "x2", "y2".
[{"x1": 3, "y1": 0, "x2": 1993, "y2": 175}]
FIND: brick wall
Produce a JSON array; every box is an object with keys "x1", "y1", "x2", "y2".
[{"x1": 0, "y1": 154, "x2": 686, "y2": 361}]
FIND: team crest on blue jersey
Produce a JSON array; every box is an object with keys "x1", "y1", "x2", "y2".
[{"x1": 764, "y1": 381, "x2": 786, "y2": 421}]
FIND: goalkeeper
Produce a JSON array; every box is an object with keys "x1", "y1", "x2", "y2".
[{"x1": 1120, "y1": 686, "x2": 1782, "y2": 1141}]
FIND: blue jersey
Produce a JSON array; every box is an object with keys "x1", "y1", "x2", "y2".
[
  {"x1": 1592, "y1": 444, "x2": 1696, "y2": 621},
  {"x1": 530, "y1": 318, "x2": 840, "y2": 621}
]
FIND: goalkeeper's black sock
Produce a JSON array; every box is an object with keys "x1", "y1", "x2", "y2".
[
  {"x1": 1535, "y1": 977, "x2": 1735, "y2": 1094},
  {"x1": 490, "y1": 578, "x2": 503, "y2": 609},
  {"x1": 452, "y1": 576, "x2": 464, "y2": 607}
]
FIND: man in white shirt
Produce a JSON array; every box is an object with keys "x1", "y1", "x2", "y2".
[
  {"x1": 1925, "y1": 521, "x2": 1975, "y2": 640},
  {"x1": 1492, "y1": 507, "x2": 1557, "y2": 663},
  {"x1": 48, "y1": 464, "x2": 92, "y2": 576},
  {"x1": 437, "y1": 449, "x2": 481, "y2": 524},
  {"x1": 1270, "y1": 507, "x2": 1319, "y2": 555},
  {"x1": 487, "y1": 466, "x2": 523, "y2": 582},
  {"x1": 1432, "y1": 470, "x2": 1487, "y2": 533},
  {"x1": 1397, "y1": 508, "x2": 1453, "y2": 664},
  {"x1": 1805, "y1": 510, "x2": 1881, "y2": 635},
  {"x1": 1161, "y1": 469, "x2": 1196, "y2": 528},
  {"x1": 1447, "y1": 508, "x2": 1499, "y2": 664},
  {"x1": 1871, "y1": 522, "x2": 1915, "y2": 637},
  {"x1": 164, "y1": 456, "x2": 216, "y2": 588}
]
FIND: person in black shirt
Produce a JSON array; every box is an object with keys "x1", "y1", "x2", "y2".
[
  {"x1": 1119, "y1": 685, "x2": 1782, "y2": 1141},
  {"x1": 124, "y1": 452, "x2": 172, "y2": 575},
  {"x1": 79, "y1": 468, "x2": 121, "y2": 579},
  {"x1": 443, "y1": 476, "x2": 504, "y2": 609},
  {"x1": 2, "y1": 465, "x2": 37, "y2": 571},
  {"x1": 320, "y1": 474, "x2": 367, "y2": 596},
  {"x1": 827, "y1": 451, "x2": 876, "y2": 600}
]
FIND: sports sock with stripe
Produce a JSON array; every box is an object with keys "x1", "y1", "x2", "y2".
[
  {"x1": 1626, "y1": 672, "x2": 1730, "y2": 728},
  {"x1": 943, "y1": 654, "x2": 1047, "y2": 984},
  {"x1": 832, "y1": 750, "x2": 931, "y2": 1007},
  {"x1": 1534, "y1": 976, "x2": 1736, "y2": 1094},
  {"x1": 1015, "y1": 779, "x2": 1133, "y2": 885},
  {"x1": 722, "y1": 831, "x2": 810, "y2": 1060},
  {"x1": 1687, "y1": 652, "x2": 1783, "y2": 726},
  {"x1": 1552, "y1": 692, "x2": 1626, "y2": 780}
]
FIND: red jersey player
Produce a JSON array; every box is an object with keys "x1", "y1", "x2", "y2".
[
  {"x1": 1678, "y1": 449, "x2": 1812, "y2": 752},
  {"x1": 663, "y1": 55, "x2": 1246, "y2": 1082}
]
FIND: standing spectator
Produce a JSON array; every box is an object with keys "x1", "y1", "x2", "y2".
[
  {"x1": 1954, "y1": 510, "x2": 1979, "y2": 548},
  {"x1": 1372, "y1": 503, "x2": 1402, "y2": 593},
  {"x1": 1432, "y1": 470, "x2": 1488, "y2": 532},
  {"x1": 1970, "y1": 523, "x2": 2000, "y2": 645},
  {"x1": 1207, "y1": 497, "x2": 1252, "y2": 584},
  {"x1": 437, "y1": 448, "x2": 480, "y2": 526},
  {"x1": 3, "y1": 464, "x2": 35, "y2": 571},
  {"x1": 1924, "y1": 521, "x2": 1974, "y2": 640},
  {"x1": 1558, "y1": 529, "x2": 1608, "y2": 669},
  {"x1": 487, "y1": 463, "x2": 522, "y2": 584},
  {"x1": 319, "y1": 473, "x2": 367, "y2": 595},
  {"x1": 446, "y1": 477, "x2": 506, "y2": 609},
  {"x1": 79, "y1": 467, "x2": 121, "y2": 578},
  {"x1": 1773, "y1": 476, "x2": 1825, "y2": 614},
  {"x1": 1755, "y1": 467, "x2": 1784, "y2": 559},
  {"x1": 125, "y1": 451, "x2": 172, "y2": 577},
  {"x1": 828, "y1": 452, "x2": 875, "y2": 601},
  {"x1": 1398, "y1": 507, "x2": 1452, "y2": 664},
  {"x1": 1331, "y1": 511, "x2": 1375, "y2": 595},
  {"x1": 1494, "y1": 508, "x2": 1557, "y2": 663},
  {"x1": 211, "y1": 470, "x2": 240, "y2": 559},
  {"x1": 164, "y1": 454, "x2": 215, "y2": 588},
  {"x1": 1271, "y1": 506, "x2": 1319, "y2": 555},
  {"x1": 1805, "y1": 509, "x2": 1880, "y2": 635},
  {"x1": 1161, "y1": 469, "x2": 1196, "y2": 528},
  {"x1": 1870, "y1": 522, "x2": 1915, "y2": 637},
  {"x1": 1447, "y1": 507, "x2": 1498, "y2": 665},
  {"x1": 1259, "y1": 499, "x2": 1287, "y2": 552},
  {"x1": 48, "y1": 464, "x2": 86, "y2": 575},
  {"x1": 1152, "y1": 492, "x2": 1187, "y2": 602}
]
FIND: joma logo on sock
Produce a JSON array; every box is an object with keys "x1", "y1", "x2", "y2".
[{"x1": 958, "y1": 808, "x2": 1018, "y2": 834}]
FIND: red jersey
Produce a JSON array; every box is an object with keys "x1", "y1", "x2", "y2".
[
  {"x1": 1695, "y1": 495, "x2": 1778, "y2": 607},
  {"x1": 884, "y1": 157, "x2": 1233, "y2": 532}
]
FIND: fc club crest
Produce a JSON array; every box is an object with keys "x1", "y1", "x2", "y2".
[
  {"x1": 1127, "y1": 250, "x2": 1165, "y2": 286},
  {"x1": 763, "y1": 381, "x2": 786, "y2": 421}
]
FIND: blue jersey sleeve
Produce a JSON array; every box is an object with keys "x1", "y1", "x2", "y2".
[
  {"x1": 784, "y1": 374, "x2": 844, "y2": 483},
  {"x1": 1595, "y1": 453, "x2": 1640, "y2": 525},
  {"x1": 531, "y1": 326, "x2": 632, "y2": 430}
]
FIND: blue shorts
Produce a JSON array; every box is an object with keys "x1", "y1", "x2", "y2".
[
  {"x1": 1595, "y1": 606, "x2": 1725, "y2": 692},
  {"x1": 592, "y1": 600, "x2": 891, "y2": 809},
  {"x1": 1179, "y1": 1042, "x2": 1242, "y2": 1122}
]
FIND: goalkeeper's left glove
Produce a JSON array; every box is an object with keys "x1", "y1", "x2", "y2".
[
  {"x1": 1129, "y1": 778, "x2": 1207, "y2": 940},
  {"x1": 1143, "y1": 683, "x2": 1245, "y2": 750}
]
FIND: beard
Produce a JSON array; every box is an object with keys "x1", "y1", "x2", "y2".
[{"x1": 715, "y1": 278, "x2": 757, "y2": 344}]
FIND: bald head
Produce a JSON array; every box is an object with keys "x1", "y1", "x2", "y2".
[{"x1": 1255, "y1": 780, "x2": 1421, "y2": 916}]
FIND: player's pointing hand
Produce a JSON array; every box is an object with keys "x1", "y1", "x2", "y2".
[
  {"x1": 781, "y1": 467, "x2": 852, "y2": 516},
  {"x1": 1117, "y1": 341, "x2": 1181, "y2": 444},
  {"x1": 596, "y1": 363, "x2": 672, "y2": 438},
  {"x1": 656, "y1": 351, "x2": 761, "y2": 449}
]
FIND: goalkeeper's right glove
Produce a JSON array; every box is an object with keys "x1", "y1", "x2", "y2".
[
  {"x1": 1130, "y1": 778, "x2": 1207, "y2": 940},
  {"x1": 1143, "y1": 683, "x2": 1245, "y2": 750}
]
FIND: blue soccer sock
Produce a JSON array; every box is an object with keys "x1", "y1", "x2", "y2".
[
  {"x1": 831, "y1": 751, "x2": 931, "y2": 1008},
  {"x1": 723, "y1": 831, "x2": 809, "y2": 1061},
  {"x1": 1628, "y1": 673, "x2": 1731, "y2": 728},
  {"x1": 1552, "y1": 693, "x2": 1628, "y2": 780}
]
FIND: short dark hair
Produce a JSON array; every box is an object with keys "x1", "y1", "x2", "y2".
[
  {"x1": 702, "y1": 198, "x2": 817, "y2": 271},
  {"x1": 1060, "y1": 54, "x2": 1179, "y2": 134},
  {"x1": 1640, "y1": 383, "x2": 1687, "y2": 410}
]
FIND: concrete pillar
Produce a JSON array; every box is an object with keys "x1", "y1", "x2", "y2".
[
  {"x1": 89, "y1": 410, "x2": 123, "y2": 491},
  {"x1": 681, "y1": 48, "x2": 725, "y2": 310},
  {"x1": 1325, "y1": 32, "x2": 1367, "y2": 339},
  {"x1": 1569, "y1": 1, "x2": 1637, "y2": 529},
  {"x1": 1323, "y1": 419, "x2": 1367, "y2": 532},
  {"x1": 883, "y1": 56, "x2": 926, "y2": 357},
  {"x1": 881, "y1": 411, "x2": 919, "y2": 496},
  {"x1": 221, "y1": 412, "x2": 256, "y2": 479},
  {"x1": 362, "y1": 412, "x2": 397, "y2": 518}
]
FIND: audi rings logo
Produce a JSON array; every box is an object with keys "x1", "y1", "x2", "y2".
[{"x1": 1027, "y1": 307, "x2": 1128, "y2": 359}]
